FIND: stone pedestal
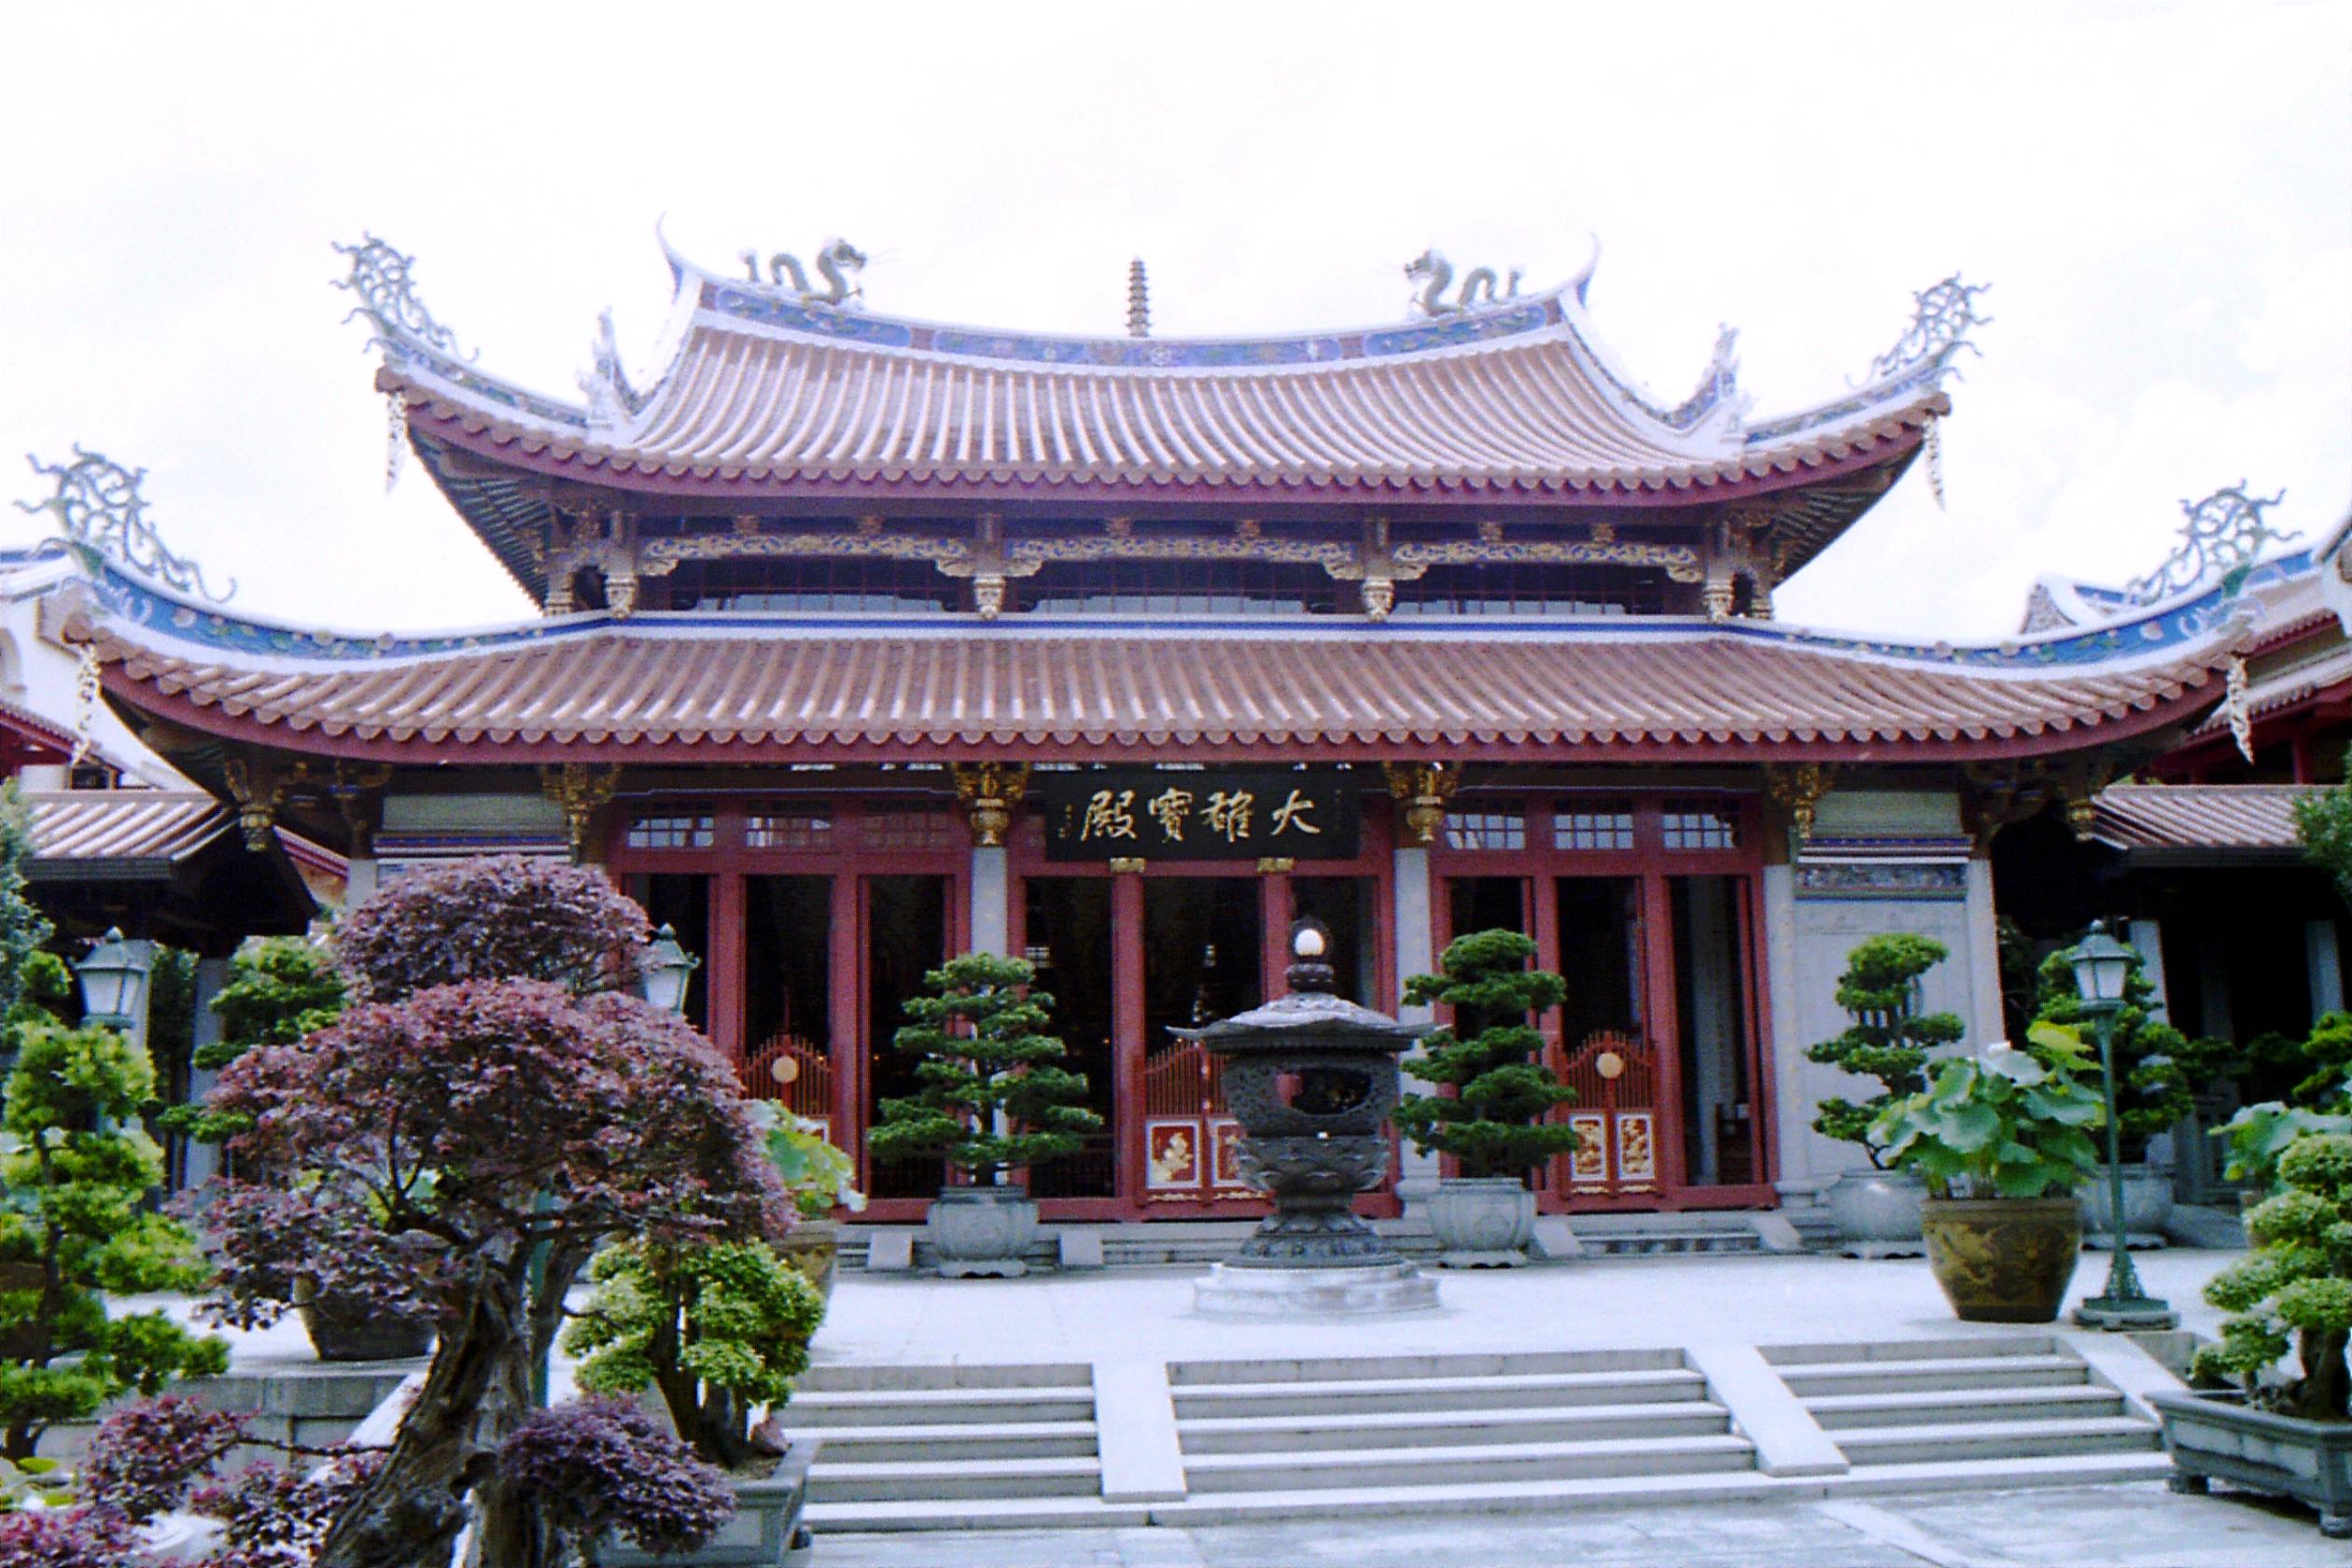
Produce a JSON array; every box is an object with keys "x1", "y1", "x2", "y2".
[{"x1": 1194, "y1": 1259, "x2": 1439, "y2": 1318}]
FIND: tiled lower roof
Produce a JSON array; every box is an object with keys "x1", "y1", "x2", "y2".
[
  {"x1": 86, "y1": 617, "x2": 2233, "y2": 762},
  {"x1": 22, "y1": 790, "x2": 231, "y2": 870},
  {"x1": 2089, "y1": 783, "x2": 2315, "y2": 855}
]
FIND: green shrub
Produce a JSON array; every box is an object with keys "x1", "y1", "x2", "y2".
[
  {"x1": 1394, "y1": 930, "x2": 1578, "y2": 1180},
  {"x1": 1805, "y1": 934, "x2": 1965, "y2": 1167},
  {"x1": 2192, "y1": 1132, "x2": 2352, "y2": 1420}
]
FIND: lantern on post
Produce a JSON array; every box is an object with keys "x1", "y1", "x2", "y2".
[
  {"x1": 639, "y1": 924, "x2": 700, "y2": 1016},
  {"x1": 75, "y1": 927, "x2": 155, "y2": 1030},
  {"x1": 2068, "y1": 920, "x2": 2177, "y2": 1330}
]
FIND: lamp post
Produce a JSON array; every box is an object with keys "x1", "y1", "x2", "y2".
[
  {"x1": 75, "y1": 927, "x2": 155, "y2": 1030},
  {"x1": 639, "y1": 924, "x2": 700, "y2": 1016},
  {"x1": 2068, "y1": 920, "x2": 2178, "y2": 1331}
]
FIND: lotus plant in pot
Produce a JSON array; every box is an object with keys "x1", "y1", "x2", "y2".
[
  {"x1": 1869, "y1": 1024, "x2": 2105, "y2": 1323},
  {"x1": 1394, "y1": 930, "x2": 1577, "y2": 1268},
  {"x1": 1804, "y1": 934, "x2": 1964, "y2": 1257},
  {"x1": 867, "y1": 952, "x2": 1101, "y2": 1278}
]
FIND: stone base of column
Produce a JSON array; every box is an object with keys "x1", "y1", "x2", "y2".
[{"x1": 1192, "y1": 1259, "x2": 1440, "y2": 1319}]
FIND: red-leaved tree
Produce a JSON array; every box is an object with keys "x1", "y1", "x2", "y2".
[{"x1": 194, "y1": 859, "x2": 787, "y2": 1568}]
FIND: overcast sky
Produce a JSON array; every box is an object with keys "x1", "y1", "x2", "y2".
[{"x1": 2, "y1": 1, "x2": 2345, "y2": 639}]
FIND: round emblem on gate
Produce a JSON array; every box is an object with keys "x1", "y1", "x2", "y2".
[{"x1": 1595, "y1": 1051, "x2": 1625, "y2": 1081}]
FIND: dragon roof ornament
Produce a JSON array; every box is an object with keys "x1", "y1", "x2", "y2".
[
  {"x1": 333, "y1": 233, "x2": 469, "y2": 358},
  {"x1": 1863, "y1": 273, "x2": 1991, "y2": 385},
  {"x1": 2123, "y1": 484, "x2": 2294, "y2": 607},
  {"x1": 18, "y1": 448, "x2": 232, "y2": 603}
]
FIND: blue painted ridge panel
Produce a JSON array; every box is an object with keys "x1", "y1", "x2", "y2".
[{"x1": 83, "y1": 551, "x2": 2310, "y2": 674}]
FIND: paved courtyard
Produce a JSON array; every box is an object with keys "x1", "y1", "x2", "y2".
[{"x1": 794, "y1": 1245, "x2": 2350, "y2": 1567}]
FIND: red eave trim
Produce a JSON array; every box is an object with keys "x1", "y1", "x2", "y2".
[
  {"x1": 103, "y1": 666, "x2": 2224, "y2": 770},
  {"x1": 409, "y1": 401, "x2": 1925, "y2": 511}
]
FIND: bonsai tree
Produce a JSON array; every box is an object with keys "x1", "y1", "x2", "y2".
[
  {"x1": 2194, "y1": 1131, "x2": 2352, "y2": 1421},
  {"x1": 0, "y1": 1012, "x2": 226, "y2": 1461},
  {"x1": 1393, "y1": 930, "x2": 1578, "y2": 1179},
  {"x1": 566, "y1": 1239, "x2": 826, "y2": 1469},
  {"x1": 496, "y1": 1396, "x2": 736, "y2": 1568},
  {"x1": 2030, "y1": 943, "x2": 2205, "y2": 1163},
  {"x1": 1805, "y1": 933, "x2": 1965, "y2": 1168},
  {"x1": 1871, "y1": 1022, "x2": 2107, "y2": 1198},
  {"x1": 195, "y1": 857, "x2": 788, "y2": 1568},
  {"x1": 868, "y1": 952, "x2": 1100, "y2": 1184}
]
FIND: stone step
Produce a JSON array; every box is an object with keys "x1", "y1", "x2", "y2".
[
  {"x1": 806, "y1": 1453, "x2": 1102, "y2": 1504},
  {"x1": 1152, "y1": 1465, "x2": 1788, "y2": 1527},
  {"x1": 1178, "y1": 1399, "x2": 1729, "y2": 1454},
  {"x1": 1832, "y1": 1416, "x2": 2159, "y2": 1467},
  {"x1": 803, "y1": 1494, "x2": 1155, "y2": 1533},
  {"x1": 1805, "y1": 1384, "x2": 2125, "y2": 1430},
  {"x1": 795, "y1": 1361, "x2": 1092, "y2": 1392},
  {"x1": 1775, "y1": 1354, "x2": 2089, "y2": 1397},
  {"x1": 1761, "y1": 1335, "x2": 2059, "y2": 1365},
  {"x1": 1171, "y1": 1366, "x2": 1707, "y2": 1419},
  {"x1": 1181, "y1": 1432, "x2": 1756, "y2": 1493},
  {"x1": 1822, "y1": 1449, "x2": 2176, "y2": 1495},
  {"x1": 1171, "y1": 1347, "x2": 1685, "y2": 1384},
  {"x1": 1575, "y1": 1231, "x2": 1761, "y2": 1256},
  {"x1": 789, "y1": 1418, "x2": 1099, "y2": 1462},
  {"x1": 787, "y1": 1385, "x2": 1098, "y2": 1427}
]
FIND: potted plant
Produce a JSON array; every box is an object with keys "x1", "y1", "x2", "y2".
[
  {"x1": 2151, "y1": 1131, "x2": 2352, "y2": 1538},
  {"x1": 567, "y1": 1239, "x2": 827, "y2": 1563},
  {"x1": 2029, "y1": 943, "x2": 2209, "y2": 1244},
  {"x1": 761, "y1": 1109, "x2": 864, "y2": 1304},
  {"x1": 867, "y1": 952, "x2": 1100, "y2": 1278},
  {"x1": 1870, "y1": 1024, "x2": 2106, "y2": 1322},
  {"x1": 1804, "y1": 934, "x2": 1964, "y2": 1256},
  {"x1": 1394, "y1": 930, "x2": 1577, "y2": 1268}
]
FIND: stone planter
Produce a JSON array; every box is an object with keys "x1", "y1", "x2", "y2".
[
  {"x1": 1823, "y1": 1167, "x2": 1927, "y2": 1258},
  {"x1": 2149, "y1": 1390, "x2": 2352, "y2": 1539},
  {"x1": 926, "y1": 1184, "x2": 1038, "y2": 1279},
  {"x1": 299, "y1": 1297, "x2": 435, "y2": 1363},
  {"x1": 2081, "y1": 1164, "x2": 2175, "y2": 1250},
  {"x1": 1920, "y1": 1195, "x2": 2083, "y2": 1323},
  {"x1": 774, "y1": 1219, "x2": 841, "y2": 1305},
  {"x1": 602, "y1": 1441, "x2": 818, "y2": 1565},
  {"x1": 1425, "y1": 1177, "x2": 1535, "y2": 1267}
]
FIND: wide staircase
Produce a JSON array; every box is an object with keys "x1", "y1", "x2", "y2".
[
  {"x1": 1155, "y1": 1349, "x2": 1756, "y2": 1521},
  {"x1": 1765, "y1": 1334, "x2": 2166, "y2": 1485},
  {"x1": 789, "y1": 1334, "x2": 2171, "y2": 1532}
]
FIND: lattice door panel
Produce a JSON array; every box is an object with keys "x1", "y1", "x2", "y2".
[
  {"x1": 742, "y1": 1032, "x2": 838, "y2": 1147},
  {"x1": 1141, "y1": 1038, "x2": 1249, "y2": 1201},
  {"x1": 1548, "y1": 1029, "x2": 1658, "y2": 1197}
]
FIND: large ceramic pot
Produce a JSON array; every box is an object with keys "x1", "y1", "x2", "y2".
[
  {"x1": 773, "y1": 1219, "x2": 840, "y2": 1306},
  {"x1": 2149, "y1": 1391, "x2": 2352, "y2": 1539},
  {"x1": 1919, "y1": 1195, "x2": 2083, "y2": 1323},
  {"x1": 1425, "y1": 1177, "x2": 1536, "y2": 1268},
  {"x1": 1824, "y1": 1168, "x2": 1927, "y2": 1256},
  {"x1": 299, "y1": 1296, "x2": 436, "y2": 1363},
  {"x1": 603, "y1": 1440, "x2": 819, "y2": 1565},
  {"x1": 2081, "y1": 1164, "x2": 2175, "y2": 1248},
  {"x1": 926, "y1": 1185, "x2": 1038, "y2": 1279}
]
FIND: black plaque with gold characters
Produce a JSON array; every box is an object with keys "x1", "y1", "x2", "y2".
[{"x1": 1034, "y1": 770, "x2": 1359, "y2": 862}]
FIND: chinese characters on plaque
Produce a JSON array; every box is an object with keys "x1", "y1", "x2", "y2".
[{"x1": 1035, "y1": 770, "x2": 1359, "y2": 862}]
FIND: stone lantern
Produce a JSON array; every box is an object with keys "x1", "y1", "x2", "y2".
[{"x1": 1181, "y1": 918, "x2": 1439, "y2": 1316}]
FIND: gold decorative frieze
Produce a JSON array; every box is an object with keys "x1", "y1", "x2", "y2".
[
  {"x1": 1385, "y1": 761, "x2": 1462, "y2": 847},
  {"x1": 1108, "y1": 856, "x2": 1147, "y2": 874},
  {"x1": 952, "y1": 760, "x2": 1031, "y2": 847},
  {"x1": 1255, "y1": 856, "x2": 1295, "y2": 874},
  {"x1": 1960, "y1": 756, "x2": 2120, "y2": 849}
]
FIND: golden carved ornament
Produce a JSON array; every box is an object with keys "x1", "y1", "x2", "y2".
[
  {"x1": 220, "y1": 756, "x2": 286, "y2": 854},
  {"x1": 1108, "y1": 856, "x2": 1147, "y2": 874},
  {"x1": 1385, "y1": 761, "x2": 1462, "y2": 847},
  {"x1": 1763, "y1": 763, "x2": 1837, "y2": 844},
  {"x1": 1255, "y1": 857, "x2": 1295, "y2": 875},
  {"x1": 539, "y1": 763, "x2": 623, "y2": 860},
  {"x1": 952, "y1": 761, "x2": 1032, "y2": 847}
]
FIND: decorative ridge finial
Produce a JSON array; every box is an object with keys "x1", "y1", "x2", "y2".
[
  {"x1": 1862, "y1": 273, "x2": 1991, "y2": 386},
  {"x1": 2123, "y1": 483, "x2": 2295, "y2": 607},
  {"x1": 1127, "y1": 258, "x2": 1151, "y2": 339},
  {"x1": 18, "y1": 448, "x2": 233, "y2": 603},
  {"x1": 332, "y1": 233, "x2": 470, "y2": 360}
]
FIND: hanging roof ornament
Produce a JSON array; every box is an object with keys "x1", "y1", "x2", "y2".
[
  {"x1": 333, "y1": 233, "x2": 470, "y2": 357},
  {"x1": 1862, "y1": 273, "x2": 1992, "y2": 385},
  {"x1": 18, "y1": 447, "x2": 233, "y2": 602},
  {"x1": 2123, "y1": 484, "x2": 2295, "y2": 607}
]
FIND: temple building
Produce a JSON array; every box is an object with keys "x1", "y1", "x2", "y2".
[{"x1": 28, "y1": 234, "x2": 2281, "y2": 1226}]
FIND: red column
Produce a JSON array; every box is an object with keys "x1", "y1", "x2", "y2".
[
  {"x1": 1113, "y1": 872, "x2": 1147, "y2": 1212},
  {"x1": 1258, "y1": 869, "x2": 1293, "y2": 1003},
  {"x1": 830, "y1": 873, "x2": 864, "y2": 1173},
  {"x1": 709, "y1": 871, "x2": 747, "y2": 1062}
]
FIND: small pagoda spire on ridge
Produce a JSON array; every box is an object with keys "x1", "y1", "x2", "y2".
[{"x1": 1127, "y1": 258, "x2": 1151, "y2": 339}]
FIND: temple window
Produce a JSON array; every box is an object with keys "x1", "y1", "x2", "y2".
[
  {"x1": 625, "y1": 811, "x2": 715, "y2": 850},
  {"x1": 861, "y1": 811, "x2": 958, "y2": 853},
  {"x1": 1444, "y1": 810, "x2": 1527, "y2": 852},
  {"x1": 1554, "y1": 800, "x2": 1637, "y2": 851},
  {"x1": 1660, "y1": 802, "x2": 1740, "y2": 851},
  {"x1": 745, "y1": 809, "x2": 834, "y2": 850}
]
